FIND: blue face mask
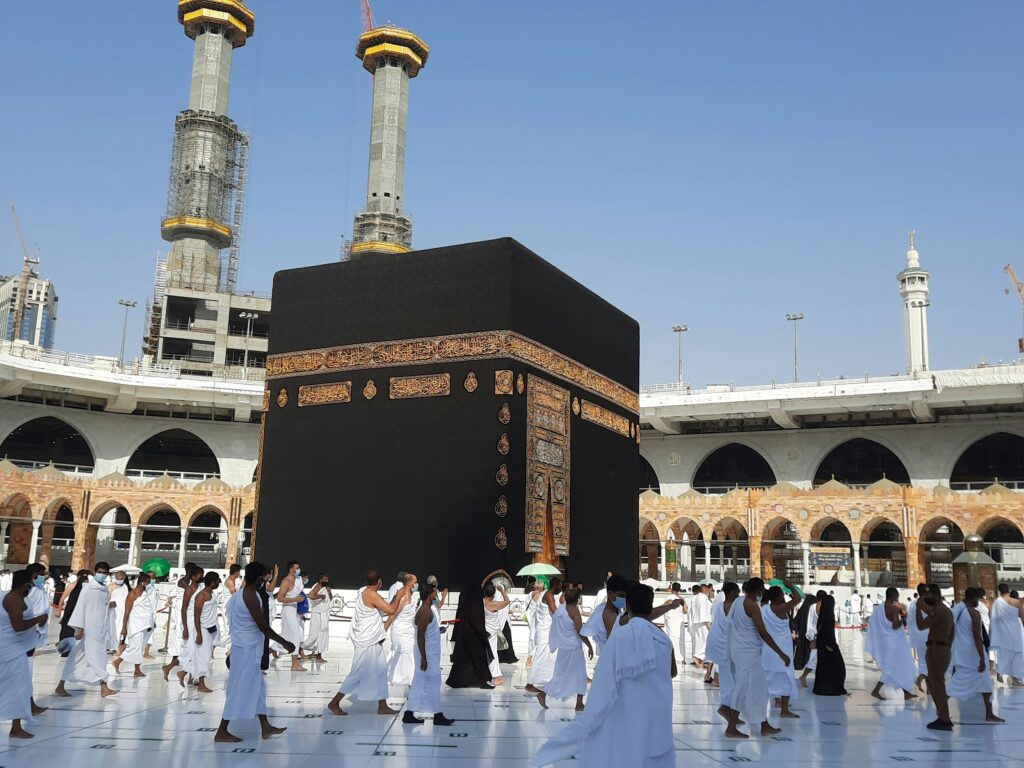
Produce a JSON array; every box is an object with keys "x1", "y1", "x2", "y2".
[
  {"x1": 613, "y1": 596, "x2": 626, "y2": 610},
  {"x1": 294, "y1": 569, "x2": 301, "y2": 578},
  {"x1": 94, "y1": 573, "x2": 108, "y2": 585},
  {"x1": 33, "y1": 575, "x2": 45, "y2": 588}
]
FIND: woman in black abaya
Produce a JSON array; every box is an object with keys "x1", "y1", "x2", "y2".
[
  {"x1": 446, "y1": 584, "x2": 494, "y2": 689},
  {"x1": 812, "y1": 595, "x2": 848, "y2": 696},
  {"x1": 793, "y1": 595, "x2": 817, "y2": 671}
]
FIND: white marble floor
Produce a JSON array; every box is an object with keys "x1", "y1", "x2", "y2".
[{"x1": 4, "y1": 628, "x2": 1024, "y2": 768}]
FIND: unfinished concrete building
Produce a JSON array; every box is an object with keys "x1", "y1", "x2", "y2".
[{"x1": 146, "y1": 1, "x2": 269, "y2": 378}]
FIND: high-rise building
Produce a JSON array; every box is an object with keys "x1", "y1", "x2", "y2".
[
  {"x1": 349, "y1": 26, "x2": 429, "y2": 257},
  {"x1": 0, "y1": 271, "x2": 58, "y2": 350},
  {"x1": 898, "y1": 231, "x2": 931, "y2": 374}
]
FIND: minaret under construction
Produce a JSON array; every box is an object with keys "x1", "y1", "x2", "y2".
[
  {"x1": 162, "y1": 0, "x2": 254, "y2": 291},
  {"x1": 350, "y1": 26, "x2": 429, "y2": 257}
]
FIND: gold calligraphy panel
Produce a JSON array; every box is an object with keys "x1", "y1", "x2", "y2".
[
  {"x1": 266, "y1": 330, "x2": 638, "y2": 414},
  {"x1": 297, "y1": 381, "x2": 352, "y2": 407},
  {"x1": 580, "y1": 400, "x2": 631, "y2": 438},
  {"x1": 389, "y1": 373, "x2": 451, "y2": 399},
  {"x1": 526, "y1": 375, "x2": 570, "y2": 557}
]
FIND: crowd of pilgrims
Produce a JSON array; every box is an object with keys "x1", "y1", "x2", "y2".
[{"x1": 2, "y1": 559, "x2": 1023, "y2": 764}]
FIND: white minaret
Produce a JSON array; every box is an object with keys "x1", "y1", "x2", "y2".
[{"x1": 898, "y1": 230, "x2": 930, "y2": 374}]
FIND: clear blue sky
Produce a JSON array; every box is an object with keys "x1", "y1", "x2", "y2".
[{"x1": 2, "y1": 2, "x2": 1022, "y2": 387}]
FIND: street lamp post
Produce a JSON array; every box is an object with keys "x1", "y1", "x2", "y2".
[
  {"x1": 671, "y1": 325, "x2": 688, "y2": 387},
  {"x1": 785, "y1": 313, "x2": 804, "y2": 382},
  {"x1": 239, "y1": 312, "x2": 259, "y2": 376},
  {"x1": 118, "y1": 299, "x2": 137, "y2": 370}
]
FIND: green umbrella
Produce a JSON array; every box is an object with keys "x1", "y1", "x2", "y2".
[
  {"x1": 515, "y1": 563, "x2": 562, "y2": 577},
  {"x1": 767, "y1": 579, "x2": 805, "y2": 599},
  {"x1": 141, "y1": 557, "x2": 171, "y2": 578}
]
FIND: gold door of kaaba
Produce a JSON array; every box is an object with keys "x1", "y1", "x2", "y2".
[{"x1": 526, "y1": 375, "x2": 571, "y2": 559}]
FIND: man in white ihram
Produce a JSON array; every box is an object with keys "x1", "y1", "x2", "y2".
[
  {"x1": 55, "y1": 562, "x2": 117, "y2": 698},
  {"x1": 867, "y1": 587, "x2": 917, "y2": 701},
  {"x1": 989, "y1": 583, "x2": 1024, "y2": 686},
  {"x1": 328, "y1": 569, "x2": 406, "y2": 716},
  {"x1": 533, "y1": 583, "x2": 676, "y2": 767},
  {"x1": 483, "y1": 581, "x2": 511, "y2": 686},
  {"x1": 386, "y1": 573, "x2": 418, "y2": 695},
  {"x1": 948, "y1": 588, "x2": 1003, "y2": 723},
  {"x1": 690, "y1": 583, "x2": 712, "y2": 667}
]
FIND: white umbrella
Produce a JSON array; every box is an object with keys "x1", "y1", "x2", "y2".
[
  {"x1": 641, "y1": 577, "x2": 663, "y2": 589},
  {"x1": 109, "y1": 564, "x2": 142, "y2": 575}
]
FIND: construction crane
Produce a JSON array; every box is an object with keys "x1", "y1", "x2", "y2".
[
  {"x1": 360, "y1": 0, "x2": 375, "y2": 32},
  {"x1": 1004, "y1": 264, "x2": 1024, "y2": 353},
  {"x1": 7, "y1": 205, "x2": 40, "y2": 344}
]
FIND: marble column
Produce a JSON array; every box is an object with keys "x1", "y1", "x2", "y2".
[
  {"x1": 852, "y1": 544, "x2": 862, "y2": 589},
  {"x1": 801, "y1": 541, "x2": 811, "y2": 584},
  {"x1": 27, "y1": 520, "x2": 41, "y2": 564},
  {"x1": 128, "y1": 526, "x2": 139, "y2": 567},
  {"x1": 704, "y1": 545, "x2": 712, "y2": 580},
  {"x1": 178, "y1": 528, "x2": 188, "y2": 569}
]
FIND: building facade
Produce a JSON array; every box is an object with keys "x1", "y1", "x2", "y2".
[
  {"x1": 0, "y1": 340, "x2": 260, "y2": 572},
  {"x1": 0, "y1": 274, "x2": 58, "y2": 350},
  {"x1": 638, "y1": 365, "x2": 1024, "y2": 589}
]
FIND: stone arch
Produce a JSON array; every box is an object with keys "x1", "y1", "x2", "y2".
[
  {"x1": 85, "y1": 500, "x2": 132, "y2": 569},
  {"x1": 126, "y1": 428, "x2": 221, "y2": 478},
  {"x1": 811, "y1": 436, "x2": 911, "y2": 487},
  {"x1": 710, "y1": 516, "x2": 750, "y2": 582},
  {"x1": 0, "y1": 492, "x2": 33, "y2": 519},
  {"x1": 918, "y1": 516, "x2": 965, "y2": 589},
  {"x1": 859, "y1": 517, "x2": 906, "y2": 587},
  {"x1": 639, "y1": 454, "x2": 661, "y2": 494},
  {"x1": 949, "y1": 432, "x2": 1024, "y2": 489},
  {"x1": 186, "y1": 504, "x2": 228, "y2": 529},
  {"x1": 810, "y1": 517, "x2": 853, "y2": 543},
  {"x1": 43, "y1": 495, "x2": 76, "y2": 521},
  {"x1": 89, "y1": 499, "x2": 133, "y2": 525},
  {"x1": 667, "y1": 515, "x2": 706, "y2": 582},
  {"x1": 759, "y1": 515, "x2": 802, "y2": 582},
  {"x1": 639, "y1": 519, "x2": 661, "y2": 580},
  {"x1": 0, "y1": 415, "x2": 96, "y2": 470},
  {"x1": 139, "y1": 503, "x2": 182, "y2": 528},
  {"x1": 977, "y1": 515, "x2": 1024, "y2": 540},
  {"x1": 761, "y1": 515, "x2": 802, "y2": 542},
  {"x1": 692, "y1": 443, "x2": 777, "y2": 493}
]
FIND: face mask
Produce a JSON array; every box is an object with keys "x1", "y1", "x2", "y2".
[
  {"x1": 146, "y1": 583, "x2": 155, "y2": 593},
  {"x1": 432, "y1": 596, "x2": 440, "y2": 606},
  {"x1": 115, "y1": 578, "x2": 125, "y2": 586},
  {"x1": 294, "y1": 569, "x2": 301, "y2": 578},
  {"x1": 94, "y1": 573, "x2": 108, "y2": 585},
  {"x1": 33, "y1": 575, "x2": 45, "y2": 588},
  {"x1": 613, "y1": 596, "x2": 626, "y2": 610}
]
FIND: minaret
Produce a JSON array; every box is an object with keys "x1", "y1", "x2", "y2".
[
  {"x1": 349, "y1": 26, "x2": 429, "y2": 257},
  {"x1": 898, "y1": 230, "x2": 931, "y2": 373},
  {"x1": 161, "y1": 0, "x2": 255, "y2": 292}
]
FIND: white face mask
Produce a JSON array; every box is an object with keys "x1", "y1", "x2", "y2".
[
  {"x1": 145, "y1": 583, "x2": 155, "y2": 593},
  {"x1": 115, "y1": 578, "x2": 125, "y2": 586}
]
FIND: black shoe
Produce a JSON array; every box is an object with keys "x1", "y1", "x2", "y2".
[
  {"x1": 926, "y1": 719, "x2": 953, "y2": 731},
  {"x1": 433, "y1": 713, "x2": 455, "y2": 726},
  {"x1": 402, "y1": 711, "x2": 424, "y2": 724}
]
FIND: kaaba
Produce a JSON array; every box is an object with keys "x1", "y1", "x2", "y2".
[{"x1": 254, "y1": 238, "x2": 639, "y2": 590}]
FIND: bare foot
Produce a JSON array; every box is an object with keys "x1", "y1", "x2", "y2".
[
  {"x1": 144, "y1": 653, "x2": 156, "y2": 660},
  {"x1": 134, "y1": 669, "x2": 146, "y2": 678},
  {"x1": 261, "y1": 725, "x2": 286, "y2": 738},
  {"x1": 725, "y1": 728, "x2": 748, "y2": 739},
  {"x1": 327, "y1": 702, "x2": 348, "y2": 716},
  {"x1": 54, "y1": 684, "x2": 71, "y2": 698},
  {"x1": 31, "y1": 702, "x2": 48, "y2": 716},
  {"x1": 161, "y1": 664, "x2": 173, "y2": 681},
  {"x1": 198, "y1": 682, "x2": 213, "y2": 693},
  {"x1": 493, "y1": 677, "x2": 505, "y2": 686},
  {"x1": 177, "y1": 671, "x2": 187, "y2": 689},
  {"x1": 781, "y1": 711, "x2": 800, "y2": 719},
  {"x1": 9, "y1": 727, "x2": 34, "y2": 739},
  {"x1": 526, "y1": 657, "x2": 533, "y2": 668},
  {"x1": 871, "y1": 689, "x2": 885, "y2": 701},
  {"x1": 537, "y1": 691, "x2": 548, "y2": 709},
  {"x1": 799, "y1": 676, "x2": 809, "y2": 689},
  {"x1": 100, "y1": 683, "x2": 118, "y2": 697},
  {"x1": 524, "y1": 684, "x2": 541, "y2": 693},
  {"x1": 112, "y1": 659, "x2": 122, "y2": 674},
  {"x1": 214, "y1": 731, "x2": 242, "y2": 743},
  {"x1": 378, "y1": 704, "x2": 399, "y2": 715},
  {"x1": 987, "y1": 714, "x2": 1005, "y2": 723},
  {"x1": 903, "y1": 691, "x2": 918, "y2": 700},
  {"x1": 761, "y1": 723, "x2": 781, "y2": 735},
  {"x1": 717, "y1": 705, "x2": 730, "y2": 721},
  {"x1": 575, "y1": 703, "x2": 585, "y2": 712}
]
